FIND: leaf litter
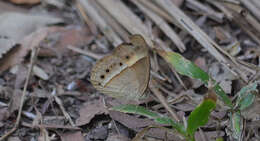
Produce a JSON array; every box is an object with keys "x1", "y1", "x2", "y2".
[{"x1": 0, "y1": 0, "x2": 260, "y2": 141}]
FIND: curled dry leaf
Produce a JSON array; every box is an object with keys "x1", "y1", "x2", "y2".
[{"x1": 76, "y1": 99, "x2": 108, "y2": 126}]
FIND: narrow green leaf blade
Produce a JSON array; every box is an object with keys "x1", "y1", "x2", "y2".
[
  {"x1": 111, "y1": 104, "x2": 185, "y2": 135},
  {"x1": 230, "y1": 111, "x2": 243, "y2": 140},
  {"x1": 157, "y1": 50, "x2": 233, "y2": 108},
  {"x1": 187, "y1": 98, "x2": 216, "y2": 136}
]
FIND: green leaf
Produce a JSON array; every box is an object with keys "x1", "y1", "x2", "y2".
[
  {"x1": 111, "y1": 104, "x2": 186, "y2": 135},
  {"x1": 216, "y1": 137, "x2": 224, "y2": 141},
  {"x1": 236, "y1": 82, "x2": 257, "y2": 110},
  {"x1": 230, "y1": 111, "x2": 243, "y2": 140},
  {"x1": 187, "y1": 98, "x2": 216, "y2": 136},
  {"x1": 157, "y1": 50, "x2": 233, "y2": 108}
]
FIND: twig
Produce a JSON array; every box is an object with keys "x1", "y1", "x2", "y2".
[
  {"x1": 207, "y1": 0, "x2": 233, "y2": 20},
  {"x1": 149, "y1": 79, "x2": 180, "y2": 122},
  {"x1": 67, "y1": 45, "x2": 104, "y2": 60},
  {"x1": 75, "y1": 1, "x2": 98, "y2": 35},
  {"x1": 133, "y1": 0, "x2": 186, "y2": 52},
  {"x1": 153, "y1": 0, "x2": 256, "y2": 82},
  {"x1": 90, "y1": 0, "x2": 130, "y2": 42},
  {"x1": 223, "y1": 3, "x2": 260, "y2": 45},
  {"x1": 21, "y1": 122, "x2": 80, "y2": 130},
  {"x1": 77, "y1": 0, "x2": 123, "y2": 46},
  {"x1": 240, "y1": 0, "x2": 260, "y2": 22},
  {"x1": 138, "y1": 0, "x2": 176, "y2": 24},
  {"x1": 0, "y1": 47, "x2": 39, "y2": 141},
  {"x1": 186, "y1": 0, "x2": 224, "y2": 23},
  {"x1": 96, "y1": 0, "x2": 153, "y2": 46},
  {"x1": 153, "y1": 0, "x2": 228, "y2": 63},
  {"x1": 52, "y1": 89, "x2": 75, "y2": 126},
  {"x1": 251, "y1": 0, "x2": 260, "y2": 9}
]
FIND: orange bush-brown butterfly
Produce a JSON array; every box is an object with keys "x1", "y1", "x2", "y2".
[{"x1": 90, "y1": 34, "x2": 150, "y2": 101}]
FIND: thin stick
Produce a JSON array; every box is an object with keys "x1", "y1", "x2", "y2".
[
  {"x1": 240, "y1": 0, "x2": 260, "y2": 22},
  {"x1": 133, "y1": 0, "x2": 186, "y2": 52},
  {"x1": 77, "y1": 0, "x2": 123, "y2": 46},
  {"x1": 75, "y1": 1, "x2": 98, "y2": 35},
  {"x1": 90, "y1": 0, "x2": 130, "y2": 42},
  {"x1": 54, "y1": 95, "x2": 75, "y2": 126},
  {"x1": 186, "y1": 0, "x2": 224, "y2": 23},
  {"x1": 96, "y1": 0, "x2": 153, "y2": 46},
  {"x1": 0, "y1": 47, "x2": 39, "y2": 141},
  {"x1": 67, "y1": 45, "x2": 104, "y2": 60},
  {"x1": 149, "y1": 79, "x2": 180, "y2": 122}
]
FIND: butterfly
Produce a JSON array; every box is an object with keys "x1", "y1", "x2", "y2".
[{"x1": 90, "y1": 34, "x2": 150, "y2": 101}]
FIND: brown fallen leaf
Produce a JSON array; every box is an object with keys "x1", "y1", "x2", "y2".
[
  {"x1": 109, "y1": 111, "x2": 181, "y2": 140},
  {"x1": 0, "y1": 38, "x2": 16, "y2": 59},
  {"x1": 7, "y1": 137, "x2": 21, "y2": 141},
  {"x1": 0, "y1": 12, "x2": 61, "y2": 43},
  {"x1": 9, "y1": 0, "x2": 40, "y2": 5},
  {"x1": 38, "y1": 26, "x2": 94, "y2": 57},
  {"x1": 0, "y1": 27, "x2": 48, "y2": 74},
  {"x1": 107, "y1": 134, "x2": 130, "y2": 141},
  {"x1": 76, "y1": 99, "x2": 108, "y2": 126},
  {"x1": 60, "y1": 131, "x2": 84, "y2": 141},
  {"x1": 0, "y1": 107, "x2": 9, "y2": 121}
]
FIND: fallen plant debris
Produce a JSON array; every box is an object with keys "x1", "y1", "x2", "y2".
[{"x1": 0, "y1": 0, "x2": 260, "y2": 141}]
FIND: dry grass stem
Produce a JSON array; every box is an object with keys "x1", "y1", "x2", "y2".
[
  {"x1": 149, "y1": 79, "x2": 180, "y2": 122},
  {"x1": 240, "y1": 0, "x2": 260, "y2": 22},
  {"x1": 133, "y1": 0, "x2": 186, "y2": 52},
  {"x1": 67, "y1": 45, "x2": 104, "y2": 60},
  {"x1": 77, "y1": 0, "x2": 123, "y2": 46},
  {"x1": 186, "y1": 0, "x2": 224, "y2": 23},
  {"x1": 96, "y1": 0, "x2": 153, "y2": 46},
  {"x1": 90, "y1": 0, "x2": 130, "y2": 42}
]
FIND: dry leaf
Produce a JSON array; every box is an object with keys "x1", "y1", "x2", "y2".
[
  {"x1": 32, "y1": 65, "x2": 49, "y2": 80},
  {"x1": 0, "y1": 107, "x2": 9, "y2": 121},
  {"x1": 0, "y1": 13, "x2": 62, "y2": 42},
  {"x1": 0, "y1": 38, "x2": 16, "y2": 59},
  {"x1": 76, "y1": 99, "x2": 108, "y2": 126},
  {"x1": 39, "y1": 26, "x2": 94, "y2": 57},
  {"x1": 7, "y1": 137, "x2": 21, "y2": 141},
  {"x1": 0, "y1": 12, "x2": 62, "y2": 73},
  {"x1": 107, "y1": 134, "x2": 130, "y2": 141},
  {"x1": 60, "y1": 131, "x2": 84, "y2": 141},
  {"x1": 109, "y1": 111, "x2": 181, "y2": 140},
  {"x1": 0, "y1": 28, "x2": 48, "y2": 74},
  {"x1": 9, "y1": 0, "x2": 40, "y2": 5}
]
